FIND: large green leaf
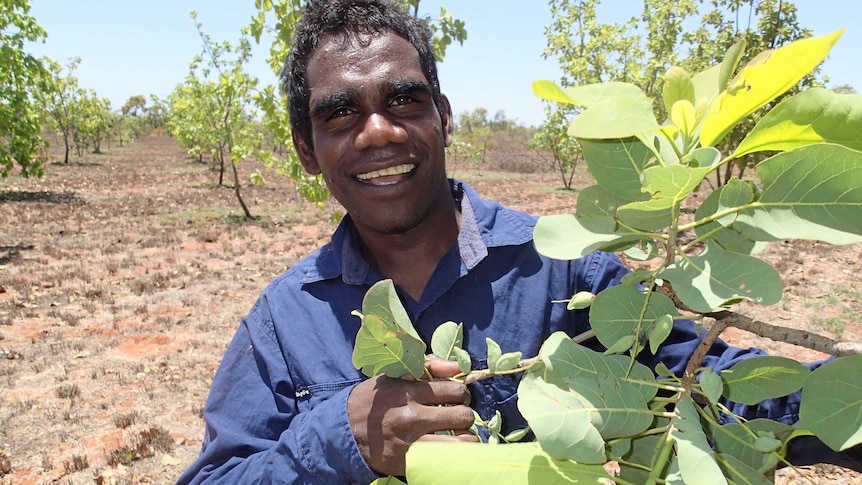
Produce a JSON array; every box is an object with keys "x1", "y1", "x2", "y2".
[
  {"x1": 352, "y1": 313, "x2": 427, "y2": 379},
  {"x1": 406, "y1": 441, "x2": 611, "y2": 484},
  {"x1": 618, "y1": 431, "x2": 666, "y2": 483},
  {"x1": 561, "y1": 82, "x2": 661, "y2": 139},
  {"x1": 517, "y1": 371, "x2": 606, "y2": 463},
  {"x1": 539, "y1": 332, "x2": 657, "y2": 401},
  {"x1": 734, "y1": 88, "x2": 862, "y2": 158},
  {"x1": 589, "y1": 284, "x2": 679, "y2": 353},
  {"x1": 534, "y1": 212, "x2": 643, "y2": 260},
  {"x1": 707, "y1": 419, "x2": 806, "y2": 473},
  {"x1": 671, "y1": 396, "x2": 727, "y2": 485},
  {"x1": 720, "y1": 356, "x2": 808, "y2": 405},
  {"x1": 580, "y1": 137, "x2": 655, "y2": 201},
  {"x1": 660, "y1": 241, "x2": 782, "y2": 312},
  {"x1": 617, "y1": 165, "x2": 712, "y2": 231},
  {"x1": 737, "y1": 144, "x2": 862, "y2": 244},
  {"x1": 700, "y1": 30, "x2": 843, "y2": 147},
  {"x1": 799, "y1": 355, "x2": 862, "y2": 451}
]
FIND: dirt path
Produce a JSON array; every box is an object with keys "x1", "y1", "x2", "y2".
[{"x1": 0, "y1": 136, "x2": 859, "y2": 484}]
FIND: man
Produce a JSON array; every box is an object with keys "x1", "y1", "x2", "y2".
[{"x1": 178, "y1": 1, "x2": 854, "y2": 483}]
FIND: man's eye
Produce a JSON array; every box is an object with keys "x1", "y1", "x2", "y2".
[
  {"x1": 391, "y1": 95, "x2": 413, "y2": 107},
  {"x1": 330, "y1": 107, "x2": 353, "y2": 119}
]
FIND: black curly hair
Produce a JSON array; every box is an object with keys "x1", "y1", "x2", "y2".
[{"x1": 280, "y1": 0, "x2": 444, "y2": 148}]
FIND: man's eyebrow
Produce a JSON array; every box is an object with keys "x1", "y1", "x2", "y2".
[
  {"x1": 385, "y1": 78, "x2": 431, "y2": 98},
  {"x1": 310, "y1": 89, "x2": 358, "y2": 119}
]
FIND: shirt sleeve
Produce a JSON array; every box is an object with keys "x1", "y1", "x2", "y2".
[{"x1": 177, "y1": 299, "x2": 379, "y2": 485}]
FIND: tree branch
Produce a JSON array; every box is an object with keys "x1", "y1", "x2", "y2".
[{"x1": 707, "y1": 310, "x2": 862, "y2": 357}]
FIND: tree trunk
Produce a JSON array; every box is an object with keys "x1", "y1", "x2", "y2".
[{"x1": 231, "y1": 159, "x2": 254, "y2": 220}]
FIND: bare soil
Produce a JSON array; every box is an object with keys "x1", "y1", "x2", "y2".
[{"x1": 0, "y1": 136, "x2": 859, "y2": 484}]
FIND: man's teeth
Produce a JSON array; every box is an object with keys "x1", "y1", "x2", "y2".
[{"x1": 355, "y1": 164, "x2": 415, "y2": 182}]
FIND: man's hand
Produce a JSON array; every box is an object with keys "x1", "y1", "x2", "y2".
[{"x1": 347, "y1": 357, "x2": 477, "y2": 476}]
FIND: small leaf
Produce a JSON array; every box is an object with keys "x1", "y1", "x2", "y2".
[
  {"x1": 503, "y1": 427, "x2": 530, "y2": 443},
  {"x1": 663, "y1": 66, "x2": 696, "y2": 116},
  {"x1": 604, "y1": 334, "x2": 637, "y2": 355},
  {"x1": 656, "y1": 361, "x2": 675, "y2": 377},
  {"x1": 495, "y1": 351, "x2": 523, "y2": 372},
  {"x1": 753, "y1": 434, "x2": 781, "y2": 453},
  {"x1": 486, "y1": 338, "x2": 502, "y2": 373},
  {"x1": 532, "y1": 79, "x2": 576, "y2": 105},
  {"x1": 567, "y1": 291, "x2": 595, "y2": 310},
  {"x1": 648, "y1": 314, "x2": 674, "y2": 355},
  {"x1": 718, "y1": 39, "x2": 746, "y2": 91},
  {"x1": 620, "y1": 268, "x2": 654, "y2": 286},
  {"x1": 671, "y1": 99, "x2": 697, "y2": 139},
  {"x1": 431, "y1": 321, "x2": 463, "y2": 361},
  {"x1": 699, "y1": 368, "x2": 723, "y2": 405}
]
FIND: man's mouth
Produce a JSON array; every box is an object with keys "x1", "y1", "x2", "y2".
[{"x1": 355, "y1": 164, "x2": 416, "y2": 186}]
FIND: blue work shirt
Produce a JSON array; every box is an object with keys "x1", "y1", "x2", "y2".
[{"x1": 178, "y1": 180, "x2": 811, "y2": 484}]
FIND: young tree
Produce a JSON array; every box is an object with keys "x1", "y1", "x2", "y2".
[
  {"x1": 0, "y1": 0, "x2": 51, "y2": 178},
  {"x1": 37, "y1": 57, "x2": 84, "y2": 164}
]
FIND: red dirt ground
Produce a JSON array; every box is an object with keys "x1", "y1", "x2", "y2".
[{"x1": 0, "y1": 136, "x2": 859, "y2": 484}]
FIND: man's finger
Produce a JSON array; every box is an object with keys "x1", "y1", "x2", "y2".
[{"x1": 425, "y1": 354, "x2": 463, "y2": 378}]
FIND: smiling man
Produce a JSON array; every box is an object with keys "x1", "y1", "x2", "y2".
[{"x1": 177, "y1": 1, "x2": 857, "y2": 484}]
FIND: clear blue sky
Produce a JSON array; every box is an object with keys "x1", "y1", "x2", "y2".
[{"x1": 28, "y1": 0, "x2": 861, "y2": 127}]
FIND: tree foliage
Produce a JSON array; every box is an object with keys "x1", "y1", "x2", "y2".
[
  {"x1": 167, "y1": 12, "x2": 265, "y2": 219},
  {"x1": 37, "y1": 57, "x2": 84, "y2": 164},
  {"x1": 541, "y1": 0, "x2": 819, "y2": 187},
  {"x1": 0, "y1": 0, "x2": 51, "y2": 178}
]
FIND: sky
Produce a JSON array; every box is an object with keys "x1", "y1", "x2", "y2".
[{"x1": 26, "y1": 0, "x2": 862, "y2": 128}]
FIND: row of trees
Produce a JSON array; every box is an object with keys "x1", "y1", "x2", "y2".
[{"x1": 1, "y1": 0, "x2": 164, "y2": 176}]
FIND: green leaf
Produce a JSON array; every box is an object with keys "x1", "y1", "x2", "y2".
[
  {"x1": 567, "y1": 291, "x2": 595, "y2": 310},
  {"x1": 517, "y1": 371, "x2": 606, "y2": 463},
  {"x1": 589, "y1": 285, "x2": 678, "y2": 352},
  {"x1": 431, "y1": 321, "x2": 471, "y2": 373},
  {"x1": 560, "y1": 82, "x2": 661, "y2": 139},
  {"x1": 660, "y1": 241, "x2": 782, "y2": 312},
  {"x1": 648, "y1": 314, "x2": 674, "y2": 355},
  {"x1": 682, "y1": 146, "x2": 722, "y2": 168},
  {"x1": 352, "y1": 313, "x2": 427, "y2": 379},
  {"x1": 362, "y1": 279, "x2": 421, "y2": 340},
  {"x1": 486, "y1": 337, "x2": 502, "y2": 372},
  {"x1": 580, "y1": 138, "x2": 654, "y2": 202},
  {"x1": 799, "y1": 355, "x2": 862, "y2": 451},
  {"x1": 718, "y1": 39, "x2": 746, "y2": 91},
  {"x1": 603, "y1": 334, "x2": 636, "y2": 355},
  {"x1": 733, "y1": 88, "x2": 862, "y2": 158},
  {"x1": 671, "y1": 396, "x2": 727, "y2": 485},
  {"x1": 716, "y1": 453, "x2": 771, "y2": 485},
  {"x1": 694, "y1": 179, "x2": 765, "y2": 255},
  {"x1": 663, "y1": 66, "x2": 696, "y2": 116},
  {"x1": 699, "y1": 368, "x2": 724, "y2": 405},
  {"x1": 533, "y1": 212, "x2": 643, "y2": 260},
  {"x1": 720, "y1": 356, "x2": 808, "y2": 405},
  {"x1": 736, "y1": 144, "x2": 862, "y2": 244},
  {"x1": 430, "y1": 321, "x2": 462, "y2": 360},
  {"x1": 701, "y1": 30, "x2": 844, "y2": 147},
  {"x1": 671, "y1": 100, "x2": 697, "y2": 139},
  {"x1": 495, "y1": 351, "x2": 523, "y2": 373},
  {"x1": 532, "y1": 79, "x2": 576, "y2": 105},
  {"x1": 406, "y1": 441, "x2": 611, "y2": 484},
  {"x1": 707, "y1": 419, "x2": 806, "y2": 473},
  {"x1": 617, "y1": 165, "x2": 712, "y2": 232}
]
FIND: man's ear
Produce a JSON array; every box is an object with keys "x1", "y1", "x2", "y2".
[
  {"x1": 292, "y1": 129, "x2": 321, "y2": 175},
  {"x1": 439, "y1": 94, "x2": 455, "y2": 147}
]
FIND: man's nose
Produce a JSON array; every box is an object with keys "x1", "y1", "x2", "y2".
[{"x1": 355, "y1": 112, "x2": 408, "y2": 149}]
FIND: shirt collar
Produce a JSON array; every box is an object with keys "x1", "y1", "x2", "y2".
[{"x1": 300, "y1": 179, "x2": 535, "y2": 285}]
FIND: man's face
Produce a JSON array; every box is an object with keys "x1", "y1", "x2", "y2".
[{"x1": 294, "y1": 30, "x2": 454, "y2": 236}]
